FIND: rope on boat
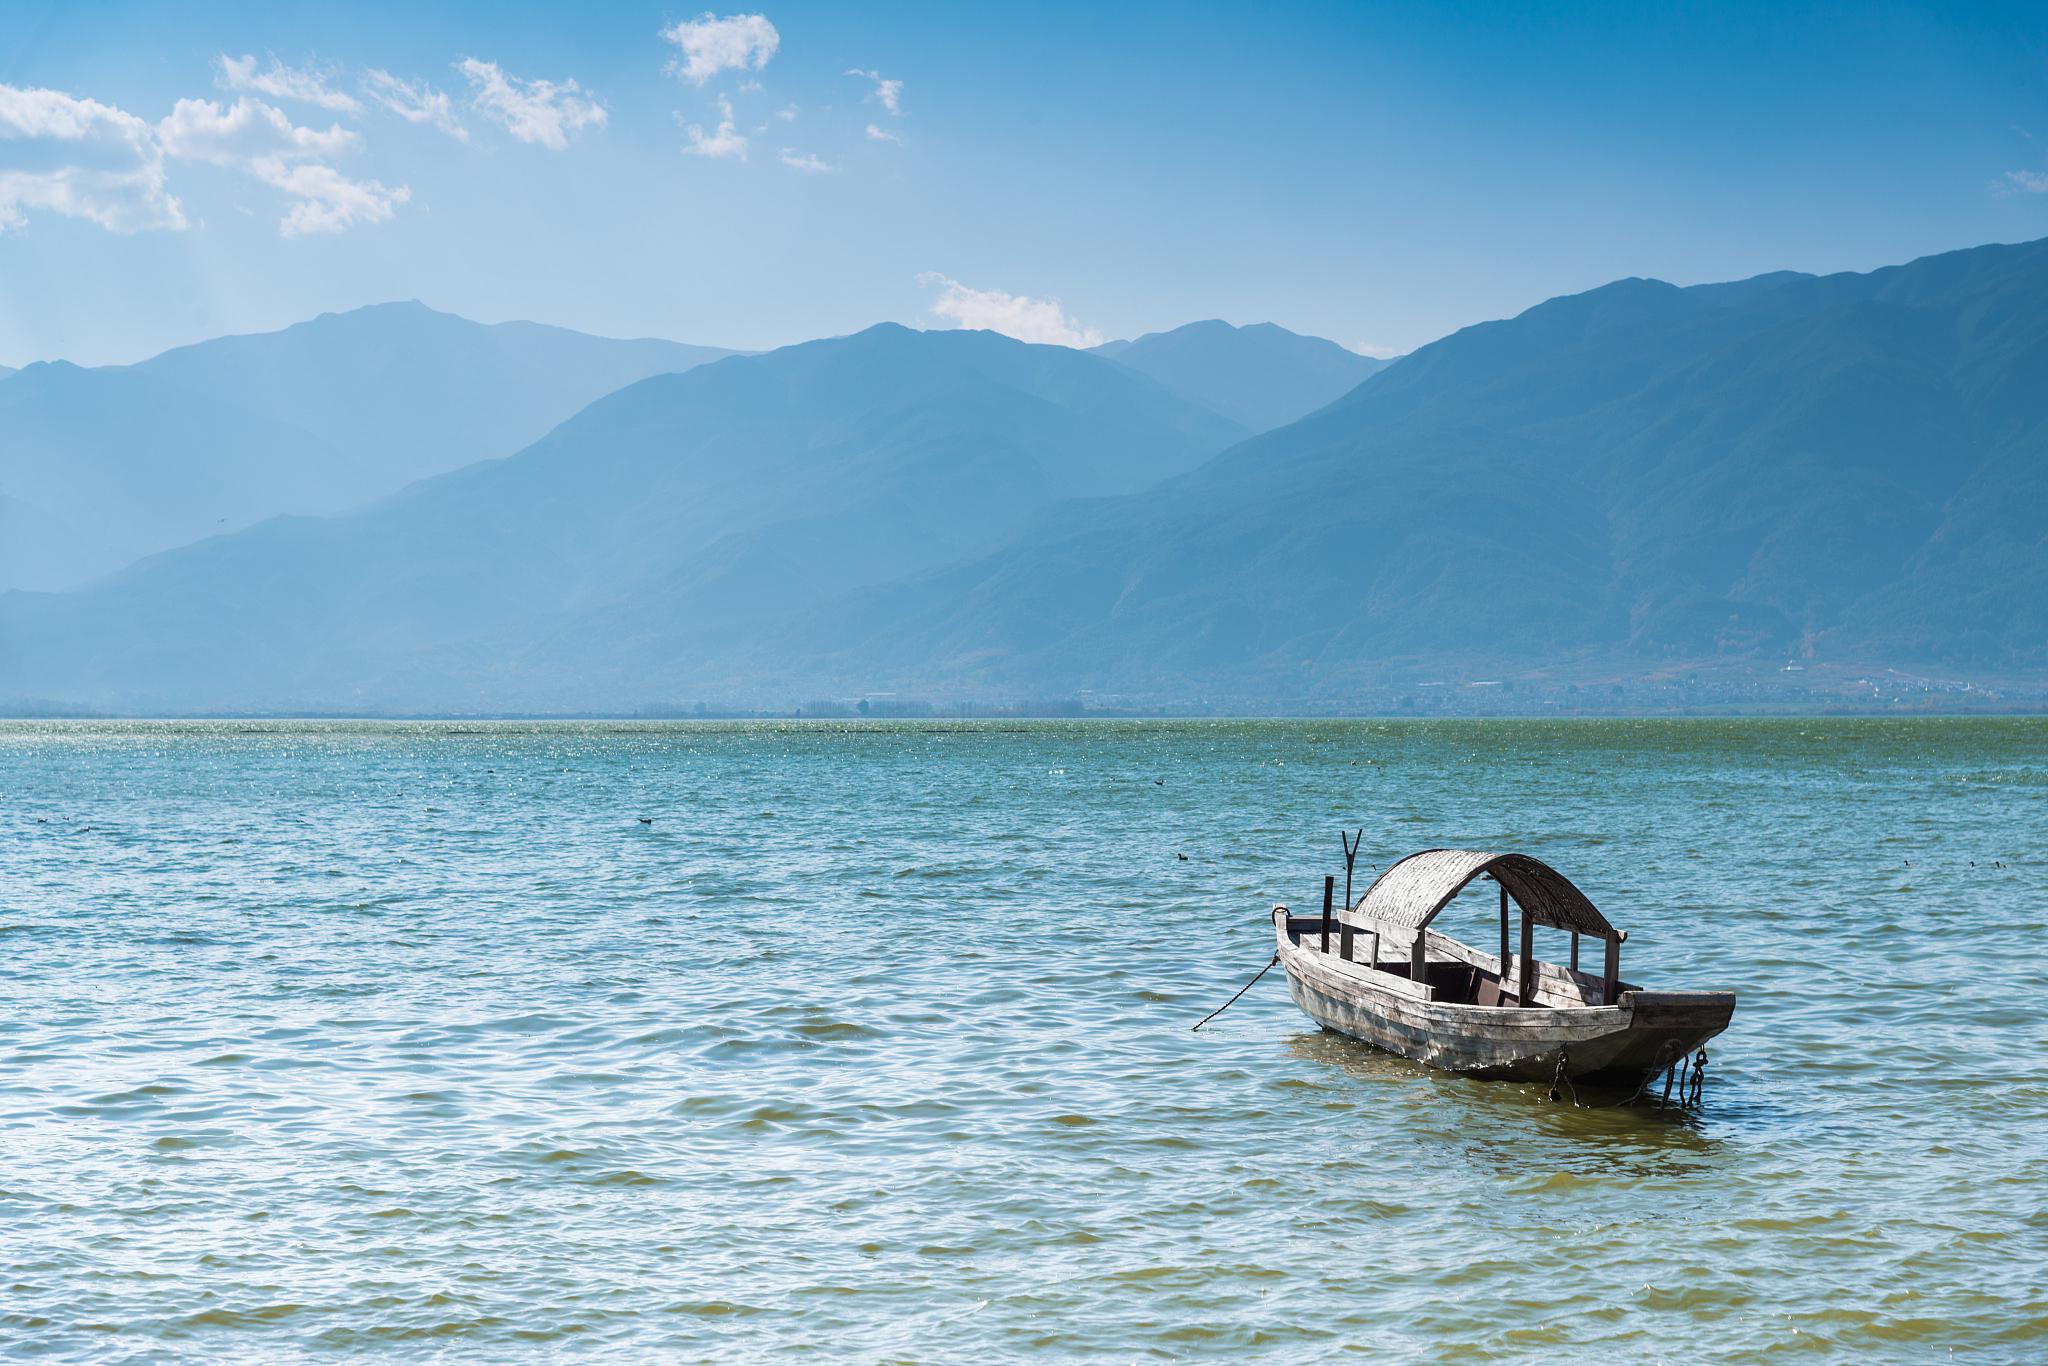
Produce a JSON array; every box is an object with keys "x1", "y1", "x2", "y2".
[{"x1": 1192, "y1": 952, "x2": 1280, "y2": 1032}]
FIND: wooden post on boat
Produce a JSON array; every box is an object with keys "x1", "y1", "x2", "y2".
[
  {"x1": 1570, "y1": 931, "x2": 1580, "y2": 971},
  {"x1": 1341, "y1": 828, "x2": 1363, "y2": 914},
  {"x1": 1498, "y1": 880, "x2": 1510, "y2": 983},
  {"x1": 1410, "y1": 930, "x2": 1427, "y2": 988},
  {"x1": 1518, "y1": 907, "x2": 1534, "y2": 1005},
  {"x1": 1602, "y1": 932, "x2": 1621, "y2": 1005},
  {"x1": 1321, "y1": 875, "x2": 1334, "y2": 953}
]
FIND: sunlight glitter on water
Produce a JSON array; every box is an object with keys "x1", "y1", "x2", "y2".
[{"x1": 2, "y1": 719, "x2": 2045, "y2": 1359}]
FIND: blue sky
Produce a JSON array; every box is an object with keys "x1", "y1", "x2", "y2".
[{"x1": 3, "y1": 0, "x2": 2046, "y2": 366}]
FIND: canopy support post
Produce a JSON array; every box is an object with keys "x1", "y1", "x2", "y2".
[
  {"x1": 1570, "y1": 931, "x2": 1580, "y2": 971},
  {"x1": 1518, "y1": 908, "x2": 1534, "y2": 1005},
  {"x1": 1603, "y1": 933, "x2": 1621, "y2": 1005},
  {"x1": 1498, "y1": 881, "x2": 1510, "y2": 984},
  {"x1": 1410, "y1": 933, "x2": 1427, "y2": 989},
  {"x1": 1320, "y1": 875, "x2": 1333, "y2": 953}
]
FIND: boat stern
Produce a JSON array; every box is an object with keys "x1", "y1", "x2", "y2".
[{"x1": 1602, "y1": 989, "x2": 1736, "y2": 1077}]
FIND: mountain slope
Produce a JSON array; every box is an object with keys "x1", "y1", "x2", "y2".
[
  {"x1": 1093, "y1": 320, "x2": 1390, "y2": 431},
  {"x1": 0, "y1": 303, "x2": 732, "y2": 591},
  {"x1": 782, "y1": 238, "x2": 2048, "y2": 698},
  {"x1": 0, "y1": 326, "x2": 1244, "y2": 711}
]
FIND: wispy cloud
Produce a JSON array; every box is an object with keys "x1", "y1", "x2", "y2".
[
  {"x1": 777, "y1": 104, "x2": 798, "y2": 122},
  {"x1": 682, "y1": 94, "x2": 747, "y2": 159},
  {"x1": 3, "y1": 79, "x2": 403, "y2": 239},
  {"x1": 2005, "y1": 169, "x2": 2048, "y2": 194},
  {"x1": 778, "y1": 147, "x2": 832, "y2": 173},
  {"x1": 458, "y1": 59, "x2": 606, "y2": 150},
  {"x1": 217, "y1": 54, "x2": 362, "y2": 115},
  {"x1": 0, "y1": 84, "x2": 182, "y2": 232},
  {"x1": 364, "y1": 70, "x2": 467, "y2": 142},
  {"x1": 865, "y1": 122, "x2": 902, "y2": 145},
  {"x1": 663, "y1": 13, "x2": 780, "y2": 85},
  {"x1": 845, "y1": 68, "x2": 904, "y2": 116},
  {"x1": 254, "y1": 160, "x2": 409, "y2": 236},
  {"x1": 155, "y1": 96, "x2": 358, "y2": 165},
  {"x1": 157, "y1": 96, "x2": 403, "y2": 237},
  {"x1": 917, "y1": 274, "x2": 1102, "y2": 348}
]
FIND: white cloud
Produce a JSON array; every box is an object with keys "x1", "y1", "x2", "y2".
[
  {"x1": 156, "y1": 96, "x2": 358, "y2": 165},
  {"x1": 917, "y1": 273, "x2": 1103, "y2": 348},
  {"x1": 778, "y1": 147, "x2": 832, "y2": 172},
  {"x1": 865, "y1": 122, "x2": 902, "y2": 144},
  {"x1": 846, "y1": 69, "x2": 903, "y2": 115},
  {"x1": 2006, "y1": 169, "x2": 2048, "y2": 194},
  {"x1": 364, "y1": 70, "x2": 468, "y2": 142},
  {"x1": 0, "y1": 84, "x2": 182, "y2": 232},
  {"x1": 682, "y1": 93, "x2": 747, "y2": 159},
  {"x1": 1349, "y1": 341, "x2": 1401, "y2": 359},
  {"x1": 777, "y1": 103, "x2": 798, "y2": 122},
  {"x1": 252, "y1": 160, "x2": 408, "y2": 236},
  {"x1": 217, "y1": 54, "x2": 362, "y2": 115},
  {"x1": 0, "y1": 81, "x2": 402, "y2": 238},
  {"x1": 458, "y1": 58, "x2": 606, "y2": 149},
  {"x1": 155, "y1": 97, "x2": 405, "y2": 238},
  {"x1": 662, "y1": 13, "x2": 780, "y2": 85}
]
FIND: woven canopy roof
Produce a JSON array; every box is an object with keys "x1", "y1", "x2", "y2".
[{"x1": 1353, "y1": 849, "x2": 1618, "y2": 940}]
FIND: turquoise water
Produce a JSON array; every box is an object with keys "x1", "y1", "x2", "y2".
[{"x1": 2, "y1": 718, "x2": 2045, "y2": 1360}]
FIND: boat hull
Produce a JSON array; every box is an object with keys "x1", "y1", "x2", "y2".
[{"x1": 1275, "y1": 913, "x2": 1733, "y2": 1083}]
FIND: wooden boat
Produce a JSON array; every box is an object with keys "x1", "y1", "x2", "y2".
[{"x1": 1274, "y1": 848, "x2": 1733, "y2": 1083}]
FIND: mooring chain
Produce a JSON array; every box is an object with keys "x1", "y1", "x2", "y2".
[
  {"x1": 1547, "y1": 1045, "x2": 1582, "y2": 1106},
  {"x1": 1192, "y1": 952, "x2": 1281, "y2": 1032}
]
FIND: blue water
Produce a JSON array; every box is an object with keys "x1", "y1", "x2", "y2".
[{"x1": 2, "y1": 719, "x2": 2045, "y2": 1359}]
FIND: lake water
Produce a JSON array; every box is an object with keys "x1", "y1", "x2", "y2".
[{"x1": 2, "y1": 718, "x2": 2045, "y2": 1360}]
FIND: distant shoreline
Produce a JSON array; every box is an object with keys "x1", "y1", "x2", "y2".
[{"x1": 5, "y1": 707, "x2": 2045, "y2": 722}]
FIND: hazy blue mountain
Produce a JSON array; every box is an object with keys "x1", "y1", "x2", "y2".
[
  {"x1": 0, "y1": 365, "x2": 15, "y2": 380},
  {"x1": 0, "y1": 302, "x2": 732, "y2": 590},
  {"x1": 1093, "y1": 321, "x2": 1391, "y2": 431},
  {"x1": 0, "y1": 326, "x2": 1243, "y2": 711},
  {"x1": 783, "y1": 238, "x2": 2048, "y2": 699}
]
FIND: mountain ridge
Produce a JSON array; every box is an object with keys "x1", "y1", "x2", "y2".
[
  {"x1": 0, "y1": 324, "x2": 1244, "y2": 711},
  {"x1": 1092, "y1": 319, "x2": 1391, "y2": 432},
  {"x1": 0, "y1": 302, "x2": 734, "y2": 591},
  {"x1": 4, "y1": 237, "x2": 2045, "y2": 714}
]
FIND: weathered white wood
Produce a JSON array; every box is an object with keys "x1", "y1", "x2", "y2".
[
  {"x1": 1272, "y1": 902, "x2": 1734, "y2": 1082},
  {"x1": 1336, "y1": 914, "x2": 1620, "y2": 1006}
]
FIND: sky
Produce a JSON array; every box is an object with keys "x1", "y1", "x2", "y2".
[{"x1": 2, "y1": 0, "x2": 2047, "y2": 367}]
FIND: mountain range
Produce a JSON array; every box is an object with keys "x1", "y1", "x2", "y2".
[
  {"x1": 0, "y1": 302, "x2": 732, "y2": 591},
  {"x1": 788, "y1": 239, "x2": 2048, "y2": 701},
  {"x1": 0, "y1": 325, "x2": 1243, "y2": 710},
  {"x1": 3, "y1": 237, "x2": 2044, "y2": 713}
]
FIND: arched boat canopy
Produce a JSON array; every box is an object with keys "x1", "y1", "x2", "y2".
[{"x1": 1354, "y1": 849, "x2": 1619, "y2": 940}]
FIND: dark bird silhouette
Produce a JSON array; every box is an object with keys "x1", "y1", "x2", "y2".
[
  {"x1": 1177, "y1": 852, "x2": 1189, "y2": 861},
  {"x1": 1154, "y1": 779, "x2": 1165, "y2": 786},
  {"x1": 638, "y1": 816, "x2": 654, "y2": 825}
]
